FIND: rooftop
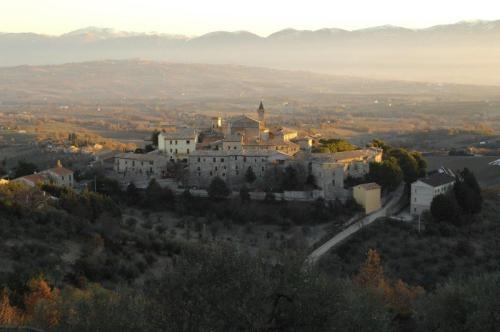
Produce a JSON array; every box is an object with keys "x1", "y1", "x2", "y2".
[
  {"x1": 311, "y1": 148, "x2": 382, "y2": 162},
  {"x1": 17, "y1": 174, "x2": 46, "y2": 184},
  {"x1": 45, "y1": 167, "x2": 74, "y2": 176},
  {"x1": 159, "y1": 128, "x2": 197, "y2": 140},
  {"x1": 190, "y1": 149, "x2": 290, "y2": 158},
  {"x1": 356, "y1": 182, "x2": 381, "y2": 190},
  {"x1": 116, "y1": 152, "x2": 168, "y2": 162},
  {"x1": 419, "y1": 173, "x2": 455, "y2": 187},
  {"x1": 230, "y1": 115, "x2": 260, "y2": 128}
]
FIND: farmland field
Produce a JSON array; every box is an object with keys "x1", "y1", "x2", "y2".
[{"x1": 425, "y1": 155, "x2": 500, "y2": 188}]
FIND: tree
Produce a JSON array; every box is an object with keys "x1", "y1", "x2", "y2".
[
  {"x1": 208, "y1": 177, "x2": 231, "y2": 201},
  {"x1": 14, "y1": 161, "x2": 38, "y2": 178},
  {"x1": 144, "y1": 179, "x2": 174, "y2": 210},
  {"x1": 126, "y1": 182, "x2": 141, "y2": 205},
  {"x1": 430, "y1": 194, "x2": 461, "y2": 225},
  {"x1": 151, "y1": 130, "x2": 161, "y2": 147},
  {"x1": 245, "y1": 167, "x2": 257, "y2": 184},
  {"x1": 417, "y1": 273, "x2": 500, "y2": 332},
  {"x1": 371, "y1": 139, "x2": 391, "y2": 152},
  {"x1": 281, "y1": 166, "x2": 300, "y2": 191},
  {"x1": 314, "y1": 138, "x2": 357, "y2": 153},
  {"x1": 305, "y1": 173, "x2": 317, "y2": 190},
  {"x1": 454, "y1": 168, "x2": 482, "y2": 215},
  {"x1": 239, "y1": 185, "x2": 250, "y2": 202},
  {"x1": 387, "y1": 148, "x2": 420, "y2": 184},
  {"x1": 367, "y1": 157, "x2": 403, "y2": 191},
  {"x1": 355, "y1": 249, "x2": 384, "y2": 288},
  {"x1": 412, "y1": 152, "x2": 427, "y2": 178}
]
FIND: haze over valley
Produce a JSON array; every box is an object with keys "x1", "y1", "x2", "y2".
[{"x1": 2, "y1": 20, "x2": 500, "y2": 85}]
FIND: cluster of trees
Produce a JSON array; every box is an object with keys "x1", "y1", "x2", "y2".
[
  {"x1": 430, "y1": 168, "x2": 483, "y2": 225},
  {"x1": 2, "y1": 246, "x2": 499, "y2": 332},
  {"x1": 312, "y1": 138, "x2": 357, "y2": 153},
  {"x1": 368, "y1": 140, "x2": 427, "y2": 191}
]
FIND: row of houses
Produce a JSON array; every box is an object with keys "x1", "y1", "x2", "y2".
[
  {"x1": 6, "y1": 161, "x2": 75, "y2": 188},
  {"x1": 112, "y1": 102, "x2": 385, "y2": 204}
]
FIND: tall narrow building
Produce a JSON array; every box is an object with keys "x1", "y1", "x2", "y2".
[{"x1": 257, "y1": 101, "x2": 265, "y2": 125}]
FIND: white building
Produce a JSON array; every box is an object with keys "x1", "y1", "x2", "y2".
[
  {"x1": 42, "y1": 166, "x2": 75, "y2": 188},
  {"x1": 410, "y1": 173, "x2": 456, "y2": 216},
  {"x1": 114, "y1": 152, "x2": 169, "y2": 177},
  {"x1": 158, "y1": 129, "x2": 198, "y2": 161},
  {"x1": 13, "y1": 162, "x2": 75, "y2": 188}
]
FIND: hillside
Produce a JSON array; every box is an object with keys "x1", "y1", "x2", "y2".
[
  {"x1": 1, "y1": 20, "x2": 500, "y2": 84},
  {"x1": 1, "y1": 60, "x2": 500, "y2": 104}
]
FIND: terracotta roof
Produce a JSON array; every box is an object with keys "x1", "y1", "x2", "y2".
[
  {"x1": 419, "y1": 173, "x2": 455, "y2": 187},
  {"x1": 46, "y1": 167, "x2": 74, "y2": 176},
  {"x1": 19, "y1": 174, "x2": 46, "y2": 184}
]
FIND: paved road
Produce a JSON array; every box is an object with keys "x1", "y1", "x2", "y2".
[{"x1": 306, "y1": 185, "x2": 405, "y2": 265}]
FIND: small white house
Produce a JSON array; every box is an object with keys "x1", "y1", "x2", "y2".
[
  {"x1": 158, "y1": 129, "x2": 198, "y2": 162},
  {"x1": 410, "y1": 173, "x2": 455, "y2": 216}
]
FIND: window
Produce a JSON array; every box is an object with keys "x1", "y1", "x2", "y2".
[
  {"x1": 236, "y1": 170, "x2": 239, "y2": 175},
  {"x1": 187, "y1": 148, "x2": 190, "y2": 154},
  {"x1": 243, "y1": 157, "x2": 247, "y2": 162},
  {"x1": 222, "y1": 173, "x2": 226, "y2": 177},
  {"x1": 213, "y1": 158, "x2": 216, "y2": 162},
  {"x1": 234, "y1": 156, "x2": 237, "y2": 160},
  {"x1": 215, "y1": 166, "x2": 218, "y2": 171},
  {"x1": 209, "y1": 171, "x2": 213, "y2": 176},
  {"x1": 221, "y1": 158, "x2": 224, "y2": 162},
  {"x1": 170, "y1": 140, "x2": 172, "y2": 145},
  {"x1": 197, "y1": 167, "x2": 201, "y2": 171},
  {"x1": 175, "y1": 149, "x2": 178, "y2": 154},
  {"x1": 175, "y1": 140, "x2": 178, "y2": 145},
  {"x1": 197, "y1": 157, "x2": 201, "y2": 162},
  {"x1": 187, "y1": 140, "x2": 190, "y2": 144}
]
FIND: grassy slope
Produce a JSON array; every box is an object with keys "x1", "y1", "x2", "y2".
[{"x1": 318, "y1": 195, "x2": 500, "y2": 289}]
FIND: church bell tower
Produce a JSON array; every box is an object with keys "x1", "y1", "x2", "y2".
[{"x1": 257, "y1": 101, "x2": 265, "y2": 126}]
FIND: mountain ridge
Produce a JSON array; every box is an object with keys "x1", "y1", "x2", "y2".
[{"x1": 1, "y1": 20, "x2": 500, "y2": 85}]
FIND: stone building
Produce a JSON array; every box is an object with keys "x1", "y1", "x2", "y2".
[
  {"x1": 188, "y1": 149, "x2": 290, "y2": 188},
  {"x1": 114, "y1": 152, "x2": 169, "y2": 177},
  {"x1": 299, "y1": 148, "x2": 383, "y2": 200}
]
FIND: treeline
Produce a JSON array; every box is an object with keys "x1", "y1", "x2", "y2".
[
  {"x1": 1, "y1": 246, "x2": 498, "y2": 332},
  {"x1": 430, "y1": 168, "x2": 483, "y2": 226},
  {"x1": 367, "y1": 139, "x2": 427, "y2": 192},
  {"x1": 122, "y1": 177, "x2": 361, "y2": 225}
]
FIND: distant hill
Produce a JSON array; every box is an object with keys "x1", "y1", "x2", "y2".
[
  {"x1": 0, "y1": 60, "x2": 499, "y2": 104},
  {"x1": 1, "y1": 20, "x2": 500, "y2": 85}
]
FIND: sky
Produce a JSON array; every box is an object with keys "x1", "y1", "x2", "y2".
[{"x1": 1, "y1": 0, "x2": 500, "y2": 36}]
